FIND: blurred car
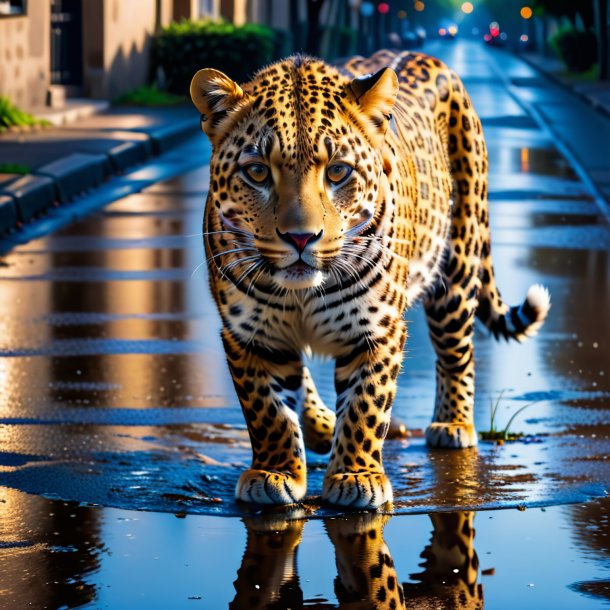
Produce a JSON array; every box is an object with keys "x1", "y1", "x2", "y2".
[
  {"x1": 438, "y1": 24, "x2": 458, "y2": 40},
  {"x1": 483, "y1": 21, "x2": 507, "y2": 46}
]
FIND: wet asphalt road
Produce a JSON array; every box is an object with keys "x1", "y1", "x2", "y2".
[{"x1": 0, "y1": 41, "x2": 609, "y2": 609}]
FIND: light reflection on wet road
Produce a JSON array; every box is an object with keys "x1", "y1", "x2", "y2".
[{"x1": 0, "y1": 42, "x2": 609, "y2": 608}]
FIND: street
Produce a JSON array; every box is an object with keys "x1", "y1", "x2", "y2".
[{"x1": 0, "y1": 40, "x2": 609, "y2": 608}]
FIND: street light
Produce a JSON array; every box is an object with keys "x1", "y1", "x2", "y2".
[
  {"x1": 414, "y1": 1, "x2": 424, "y2": 12},
  {"x1": 461, "y1": 2, "x2": 474, "y2": 14},
  {"x1": 520, "y1": 6, "x2": 533, "y2": 19}
]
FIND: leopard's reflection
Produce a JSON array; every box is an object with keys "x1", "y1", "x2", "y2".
[
  {"x1": 230, "y1": 515, "x2": 304, "y2": 610},
  {"x1": 230, "y1": 511, "x2": 483, "y2": 609},
  {"x1": 326, "y1": 513, "x2": 404, "y2": 609},
  {"x1": 405, "y1": 512, "x2": 483, "y2": 610}
]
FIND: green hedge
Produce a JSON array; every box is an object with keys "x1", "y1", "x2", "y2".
[
  {"x1": 153, "y1": 19, "x2": 290, "y2": 95},
  {"x1": 320, "y1": 26, "x2": 357, "y2": 60},
  {"x1": 551, "y1": 28, "x2": 597, "y2": 73}
]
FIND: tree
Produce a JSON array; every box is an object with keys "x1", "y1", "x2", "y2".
[
  {"x1": 533, "y1": 0, "x2": 594, "y2": 29},
  {"x1": 594, "y1": 0, "x2": 609, "y2": 80},
  {"x1": 534, "y1": 0, "x2": 608, "y2": 80},
  {"x1": 304, "y1": 0, "x2": 327, "y2": 55}
]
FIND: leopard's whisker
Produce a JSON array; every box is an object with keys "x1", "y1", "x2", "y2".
[
  {"x1": 221, "y1": 255, "x2": 261, "y2": 276},
  {"x1": 206, "y1": 246, "x2": 258, "y2": 266},
  {"x1": 234, "y1": 259, "x2": 265, "y2": 289}
]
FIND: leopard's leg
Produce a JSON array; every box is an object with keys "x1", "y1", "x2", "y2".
[
  {"x1": 300, "y1": 365, "x2": 336, "y2": 454},
  {"x1": 424, "y1": 271, "x2": 479, "y2": 448},
  {"x1": 404, "y1": 512, "x2": 483, "y2": 609},
  {"x1": 222, "y1": 329, "x2": 307, "y2": 504},
  {"x1": 326, "y1": 513, "x2": 405, "y2": 609},
  {"x1": 322, "y1": 322, "x2": 406, "y2": 509},
  {"x1": 424, "y1": 69, "x2": 486, "y2": 449},
  {"x1": 230, "y1": 516, "x2": 304, "y2": 610},
  {"x1": 300, "y1": 366, "x2": 405, "y2": 453}
]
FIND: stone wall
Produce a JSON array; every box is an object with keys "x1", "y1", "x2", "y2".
[
  {"x1": 85, "y1": 0, "x2": 175, "y2": 100},
  {"x1": 0, "y1": 0, "x2": 50, "y2": 109}
]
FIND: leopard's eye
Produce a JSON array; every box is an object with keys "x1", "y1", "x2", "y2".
[
  {"x1": 242, "y1": 163, "x2": 269, "y2": 184},
  {"x1": 326, "y1": 163, "x2": 353, "y2": 185}
]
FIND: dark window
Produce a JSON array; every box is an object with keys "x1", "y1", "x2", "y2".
[{"x1": 0, "y1": 1, "x2": 27, "y2": 17}]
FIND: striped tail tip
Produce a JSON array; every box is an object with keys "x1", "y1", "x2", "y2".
[{"x1": 510, "y1": 283, "x2": 551, "y2": 342}]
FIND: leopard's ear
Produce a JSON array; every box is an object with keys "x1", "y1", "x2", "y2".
[
  {"x1": 348, "y1": 68, "x2": 398, "y2": 138},
  {"x1": 190, "y1": 68, "x2": 248, "y2": 142}
]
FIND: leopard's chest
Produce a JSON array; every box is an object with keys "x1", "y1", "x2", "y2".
[{"x1": 221, "y1": 273, "x2": 400, "y2": 357}]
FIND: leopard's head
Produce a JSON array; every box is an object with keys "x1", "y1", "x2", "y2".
[{"x1": 190, "y1": 56, "x2": 398, "y2": 290}]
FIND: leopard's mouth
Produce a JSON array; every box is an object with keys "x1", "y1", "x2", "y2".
[
  {"x1": 271, "y1": 259, "x2": 325, "y2": 290},
  {"x1": 288, "y1": 260, "x2": 314, "y2": 272}
]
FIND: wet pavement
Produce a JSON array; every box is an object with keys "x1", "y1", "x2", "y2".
[{"x1": 0, "y1": 41, "x2": 609, "y2": 608}]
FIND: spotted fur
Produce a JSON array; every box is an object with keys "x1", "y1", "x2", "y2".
[{"x1": 190, "y1": 50, "x2": 550, "y2": 508}]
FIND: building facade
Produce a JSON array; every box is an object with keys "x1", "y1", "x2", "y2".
[{"x1": 0, "y1": 0, "x2": 198, "y2": 109}]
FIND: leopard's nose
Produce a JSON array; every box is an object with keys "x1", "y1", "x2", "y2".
[{"x1": 276, "y1": 229, "x2": 323, "y2": 255}]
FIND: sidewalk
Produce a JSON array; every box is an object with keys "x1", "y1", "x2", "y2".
[
  {"x1": 487, "y1": 49, "x2": 610, "y2": 216},
  {"x1": 0, "y1": 104, "x2": 198, "y2": 236},
  {"x1": 522, "y1": 52, "x2": 610, "y2": 117}
]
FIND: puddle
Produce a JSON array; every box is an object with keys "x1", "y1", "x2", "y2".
[
  {"x1": 0, "y1": 488, "x2": 608, "y2": 609},
  {"x1": 488, "y1": 145, "x2": 578, "y2": 180}
]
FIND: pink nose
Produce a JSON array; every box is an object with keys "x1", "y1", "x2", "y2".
[{"x1": 277, "y1": 230, "x2": 323, "y2": 255}]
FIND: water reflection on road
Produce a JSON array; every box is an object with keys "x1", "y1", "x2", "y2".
[{"x1": 1, "y1": 488, "x2": 608, "y2": 609}]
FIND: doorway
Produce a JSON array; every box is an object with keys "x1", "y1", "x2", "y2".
[{"x1": 50, "y1": 0, "x2": 83, "y2": 87}]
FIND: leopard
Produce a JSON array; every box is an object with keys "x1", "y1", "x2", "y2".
[{"x1": 189, "y1": 49, "x2": 550, "y2": 510}]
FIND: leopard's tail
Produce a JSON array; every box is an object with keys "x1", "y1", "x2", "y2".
[
  {"x1": 442, "y1": 65, "x2": 551, "y2": 344},
  {"x1": 476, "y1": 271, "x2": 551, "y2": 342}
]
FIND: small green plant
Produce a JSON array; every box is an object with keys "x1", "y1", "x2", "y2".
[
  {"x1": 0, "y1": 162, "x2": 30, "y2": 175},
  {"x1": 0, "y1": 96, "x2": 51, "y2": 133},
  {"x1": 114, "y1": 84, "x2": 185, "y2": 107},
  {"x1": 479, "y1": 391, "x2": 538, "y2": 442}
]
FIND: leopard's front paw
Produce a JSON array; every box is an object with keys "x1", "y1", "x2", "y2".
[
  {"x1": 426, "y1": 422, "x2": 478, "y2": 448},
  {"x1": 236, "y1": 469, "x2": 306, "y2": 505},
  {"x1": 322, "y1": 472, "x2": 393, "y2": 509}
]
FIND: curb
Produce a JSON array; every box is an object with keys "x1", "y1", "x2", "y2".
[{"x1": 0, "y1": 117, "x2": 195, "y2": 237}]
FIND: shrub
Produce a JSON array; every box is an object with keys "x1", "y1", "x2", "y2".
[
  {"x1": 114, "y1": 84, "x2": 185, "y2": 106},
  {"x1": 0, "y1": 96, "x2": 51, "y2": 133},
  {"x1": 271, "y1": 27, "x2": 293, "y2": 60},
  {"x1": 551, "y1": 28, "x2": 598, "y2": 73},
  {"x1": 320, "y1": 26, "x2": 357, "y2": 60},
  {"x1": 0, "y1": 163, "x2": 29, "y2": 175},
  {"x1": 153, "y1": 19, "x2": 278, "y2": 94}
]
